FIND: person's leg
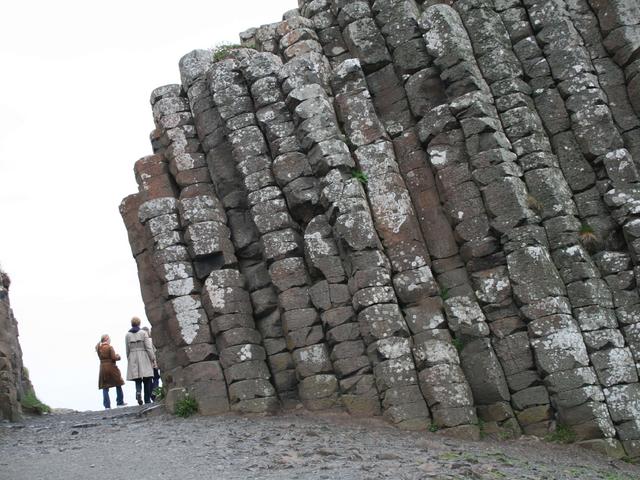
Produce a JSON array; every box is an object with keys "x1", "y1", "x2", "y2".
[
  {"x1": 134, "y1": 379, "x2": 143, "y2": 405},
  {"x1": 150, "y1": 368, "x2": 160, "y2": 400},
  {"x1": 143, "y1": 377, "x2": 152, "y2": 404},
  {"x1": 116, "y1": 385, "x2": 125, "y2": 406},
  {"x1": 102, "y1": 388, "x2": 111, "y2": 409},
  {"x1": 153, "y1": 368, "x2": 160, "y2": 390}
]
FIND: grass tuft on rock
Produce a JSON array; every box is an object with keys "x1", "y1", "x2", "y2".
[
  {"x1": 545, "y1": 424, "x2": 576, "y2": 444},
  {"x1": 526, "y1": 194, "x2": 543, "y2": 214},
  {"x1": 20, "y1": 390, "x2": 51, "y2": 415},
  {"x1": 578, "y1": 223, "x2": 599, "y2": 251},
  {"x1": 351, "y1": 169, "x2": 368, "y2": 185},
  {"x1": 212, "y1": 43, "x2": 242, "y2": 62},
  {"x1": 174, "y1": 393, "x2": 198, "y2": 418},
  {"x1": 153, "y1": 385, "x2": 166, "y2": 401}
]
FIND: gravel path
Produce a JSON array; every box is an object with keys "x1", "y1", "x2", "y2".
[{"x1": 1, "y1": 406, "x2": 639, "y2": 479}]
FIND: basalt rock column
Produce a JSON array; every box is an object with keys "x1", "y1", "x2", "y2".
[
  {"x1": 0, "y1": 268, "x2": 34, "y2": 421},
  {"x1": 589, "y1": 0, "x2": 640, "y2": 118},
  {"x1": 280, "y1": 48, "x2": 431, "y2": 429},
  {"x1": 134, "y1": 87, "x2": 230, "y2": 415},
  {"x1": 207, "y1": 56, "x2": 338, "y2": 411},
  {"x1": 454, "y1": 1, "x2": 626, "y2": 443},
  {"x1": 327, "y1": 0, "x2": 518, "y2": 437},
  {"x1": 330, "y1": 57, "x2": 478, "y2": 434},
  {"x1": 240, "y1": 48, "x2": 380, "y2": 415},
  {"x1": 179, "y1": 50, "x2": 298, "y2": 405},
  {"x1": 118, "y1": 0, "x2": 640, "y2": 457},
  {"x1": 499, "y1": 0, "x2": 640, "y2": 452},
  {"x1": 161, "y1": 58, "x2": 279, "y2": 414}
]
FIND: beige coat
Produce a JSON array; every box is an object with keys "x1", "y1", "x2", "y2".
[{"x1": 125, "y1": 329, "x2": 156, "y2": 380}]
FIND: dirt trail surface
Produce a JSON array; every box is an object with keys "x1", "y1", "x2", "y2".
[{"x1": 1, "y1": 406, "x2": 639, "y2": 480}]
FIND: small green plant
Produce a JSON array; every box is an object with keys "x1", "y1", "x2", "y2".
[
  {"x1": 578, "y1": 223, "x2": 599, "y2": 250},
  {"x1": 351, "y1": 169, "x2": 368, "y2": 185},
  {"x1": 545, "y1": 424, "x2": 576, "y2": 444},
  {"x1": 451, "y1": 337, "x2": 464, "y2": 352},
  {"x1": 20, "y1": 391, "x2": 51, "y2": 415},
  {"x1": 439, "y1": 287, "x2": 450, "y2": 301},
  {"x1": 579, "y1": 223, "x2": 595, "y2": 235},
  {"x1": 477, "y1": 418, "x2": 486, "y2": 439},
  {"x1": 602, "y1": 474, "x2": 634, "y2": 480},
  {"x1": 174, "y1": 393, "x2": 198, "y2": 418},
  {"x1": 498, "y1": 430, "x2": 512, "y2": 440},
  {"x1": 438, "y1": 451, "x2": 461, "y2": 461},
  {"x1": 428, "y1": 423, "x2": 439, "y2": 432},
  {"x1": 526, "y1": 194, "x2": 543, "y2": 214},
  {"x1": 153, "y1": 385, "x2": 166, "y2": 401},
  {"x1": 212, "y1": 43, "x2": 242, "y2": 62},
  {"x1": 489, "y1": 471, "x2": 507, "y2": 479}
]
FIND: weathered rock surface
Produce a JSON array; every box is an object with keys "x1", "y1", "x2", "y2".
[
  {"x1": 1, "y1": 407, "x2": 639, "y2": 480},
  {"x1": 120, "y1": 0, "x2": 640, "y2": 459},
  {"x1": 0, "y1": 267, "x2": 35, "y2": 421}
]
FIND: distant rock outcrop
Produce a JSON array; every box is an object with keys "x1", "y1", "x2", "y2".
[
  {"x1": 0, "y1": 267, "x2": 34, "y2": 421},
  {"x1": 121, "y1": 0, "x2": 640, "y2": 459}
]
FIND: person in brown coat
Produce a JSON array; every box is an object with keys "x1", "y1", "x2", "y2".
[{"x1": 96, "y1": 334, "x2": 126, "y2": 409}]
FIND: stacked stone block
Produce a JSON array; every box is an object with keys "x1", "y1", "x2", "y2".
[
  {"x1": 331, "y1": 57, "x2": 478, "y2": 433},
  {"x1": 450, "y1": 1, "x2": 613, "y2": 442},
  {"x1": 137, "y1": 88, "x2": 229, "y2": 414},
  {"x1": 589, "y1": 0, "x2": 640, "y2": 118},
  {"x1": 502, "y1": 0, "x2": 640, "y2": 451},
  {"x1": 175, "y1": 56, "x2": 279, "y2": 414},
  {"x1": 119, "y1": 0, "x2": 640, "y2": 458},
  {"x1": 180, "y1": 51, "x2": 299, "y2": 405},
  {"x1": 277, "y1": 16, "x2": 434, "y2": 427},
  {"x1": 205, "y1": 56, "x2": 338, "y2": 411},
  {"x1": 323, "y1": 0, "x2": 524, "y2": 437},
  {"x1": 304, "y1": 215, "x2": 382, "y2": 416},
  {"x1": 240, "y1": 41, "x2": 382, "y2": 415},
  {"x1": 405, "y1": 4, "x2": 523, "y2": 435}
]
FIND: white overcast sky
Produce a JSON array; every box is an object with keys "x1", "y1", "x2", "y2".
[{"x1": 0, "y1": 0, "x2": 296, "y2": 411}]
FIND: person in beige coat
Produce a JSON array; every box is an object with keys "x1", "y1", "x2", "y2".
[{"x1": 125, "y1": 316, "x2": 156, "y2": 405}]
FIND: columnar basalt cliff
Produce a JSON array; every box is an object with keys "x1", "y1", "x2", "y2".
[
  {"x1": 121, "y1": 0, "x2": 640, "y2": 458},
  {"x1": 0, "y1": 267, "x2": 34, "y2": 421}
]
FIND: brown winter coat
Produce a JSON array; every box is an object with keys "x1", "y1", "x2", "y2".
[{"x1": 97, "y1": 344, "x2": 125, "y2": 390}]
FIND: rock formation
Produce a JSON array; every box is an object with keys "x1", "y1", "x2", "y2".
[
  {"x1": 0, "y1": 267, "x2": 34, "y2": 421},
  {"x1": 120, "y1": 0, "x2": 640, "y2": 459}
]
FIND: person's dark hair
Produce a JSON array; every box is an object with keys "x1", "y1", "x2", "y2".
[{"x1": 131, "y1": 316, "x2": 141, "y2": 327}]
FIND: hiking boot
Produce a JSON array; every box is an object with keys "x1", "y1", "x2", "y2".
[
  {"x1": 136, "y1": 393, "x2": 143, "y2": 405},
  {"x1": 116, "y1": 403, "x2": 128, "y2": 407}
]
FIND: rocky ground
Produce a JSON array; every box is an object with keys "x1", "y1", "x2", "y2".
[{"x1": 1, "y1": 406, "x2": 639, "y2": 479}]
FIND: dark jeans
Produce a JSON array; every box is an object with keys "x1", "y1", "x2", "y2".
[
  {"x1": 150, "y1": 368, "x2": 161, "y2": 400},
  {"x1": 134, "y1": 377, "x2": 153, "y2": 404},
  {"x1": 102, "y1": 385, "x2": 124, "y2": 409}
]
